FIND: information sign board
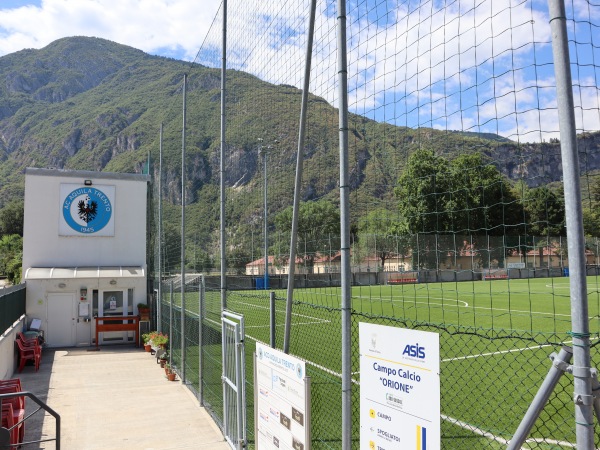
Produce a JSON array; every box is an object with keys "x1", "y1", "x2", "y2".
[
  {"x1": 360, "y1": 323, "x2": 440, "y2": 449},
  {"x1": 255, "y1": 343, "x2": 310, "y2": 450}
]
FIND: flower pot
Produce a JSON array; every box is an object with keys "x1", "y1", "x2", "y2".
[
  {"x1": 144, "y1": 344, "x2": 152, "y2": 352},
  {"x1": 160, "y1": 359, "x2": 166, "y2": 368},
  {"x1": 167, "y1": 372, "x2": 176, "y2": 381}
]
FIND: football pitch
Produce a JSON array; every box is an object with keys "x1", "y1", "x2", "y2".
[{"x1": 171, "y1": 276, "x2": 600, "y2": 448}]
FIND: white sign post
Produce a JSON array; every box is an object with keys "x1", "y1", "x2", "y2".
[
  {"x1": 360, "y1": 322, "x2": 440, "y2": 450},
  {"x1": 255, "y1": 343, "x2": 310, "y2": 450}
]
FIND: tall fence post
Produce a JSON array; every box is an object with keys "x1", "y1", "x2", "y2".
[
  {"x1": 199, "y1": 274, "x2": 204, "y2": 405},
  {"x1": 283, "y1": 0, "x2": 318, "y2": 354},
  {"x1": 220, "y1": 0, "x2": 228, "y2": 313},
  {"x1": 157, "y1": 122, "x2": 163, "y2": 333},
  {"x1": 181, "y1": 74, "x2": 187, "y2": 384},
  {"x1": 548, "y1": 1, "x2": 595, "y2": 447},
  {"x1": 335, "y1": 0, "x2": 352, "y2": 447},
  {"x1": 169, "y1": 280, "x2": 173, "y2": 368},
  {"x1": 270, "y1": 291, "x2": 276, "y2": 348}
]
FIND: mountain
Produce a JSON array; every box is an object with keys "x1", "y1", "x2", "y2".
[{"x1": 1, "y1": 36, "x2": 599, "y2": 258}]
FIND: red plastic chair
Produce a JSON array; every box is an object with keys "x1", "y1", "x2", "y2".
[
  {"x1": 17, "y1": 333, "x2": 42, "y2": 365},
  {"x1": 1, "y1": 403, "x2": 18, "y2": 447},
  {"x1": 17, "y1": 332, "x2": 39, "y2": 348},
  {"x1": 0, "y1": 379, "x2": 22, "y2": 391},
  {"x1": 15, "y1": 339, "x2": 40, "y2": 372},
  {"x1": 0, "y1": 385, "x2": 25, "y2": 444}
]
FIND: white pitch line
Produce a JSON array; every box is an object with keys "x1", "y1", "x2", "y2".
[
  {"x1": 442, "y1": 414, "x2": 576, "y2": 447},
  {"x1": 355, "y1": 294, "x2": 469, "y2": 308},
  {"x1": 233, "y1": 300, "x2": 331, "y2": 323},
  {"x1": 245, "y1": 320, "x2": 325, "y2": 329},
  {"x1": 443, "y1": 336, "x2": 599, "y2": 362},
  {"x1": 355, "y1": 293, "x2": 573, "y2": 318},
  {"x1": 442, "y1": 344, "x2": 553, "y2": 362},
  {"x1": 441, "y1": 414, "x2": 510, "y2": 445}
]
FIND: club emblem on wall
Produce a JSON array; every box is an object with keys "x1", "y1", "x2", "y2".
[{"x1": 62, "y1": 186, "x2": 113, "y2": 234}]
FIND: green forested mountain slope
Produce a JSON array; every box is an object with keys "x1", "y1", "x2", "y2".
[{"x1": 1, "y1": 36, "x2": 599, "y2": 259}]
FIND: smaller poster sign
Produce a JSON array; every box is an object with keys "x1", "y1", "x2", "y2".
[
  {"x1": 360, "y1": 322, "x2": 440, "y2": 449},
  {"x1": 255, "y1": 343, "x2": 310, "y2": 450}
]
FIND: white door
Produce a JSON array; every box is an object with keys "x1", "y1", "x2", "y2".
[
  {"x1": 98, "y1": 290, "x2": 131, "y2": 343},
  {"x1": 47, "y1": 293, "x2": 75, "y2": 347}
]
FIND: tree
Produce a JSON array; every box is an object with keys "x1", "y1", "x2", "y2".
[
  {"x1": 274, "y1": 200, "x2": 340, "y2": 273},
  {"x1": 227, "y1": 247, "x2": 251, "y2": 275},
  {"x1": 0, "y1": 234, "x2": 23, "y2": 284},
  {"x1": 394, "y1": 150, "x2": 522, "y2": 268},
  {"x1": 0, "y1": 201, "x2": 24, "y2": 237},
  {"x1": 584, "y1": 176, "x2": 600, "y2": 237},
  {"x1": 523, "y1": 186, "x2": 565, "y2": 236},
  {"x1": 357, "y1": 209, "x2": 411, "y2": 271}
]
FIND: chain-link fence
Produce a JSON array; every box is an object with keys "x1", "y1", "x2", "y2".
[
  {"x1": 150, "y1": 0, "x2": 600, "y2": 447},
  {"x1": 155, "y1": 274, "x2": 600, "y2": 449}
]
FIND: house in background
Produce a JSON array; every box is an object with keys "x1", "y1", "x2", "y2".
[
  {"x1": 313, "y1": 252, "x2": 342, "y2": 273},
  {"x1": 22, "y1": 168, "x2": 150, "y2": 348}
]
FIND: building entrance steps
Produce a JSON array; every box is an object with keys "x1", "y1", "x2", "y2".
[{"x1": 16, "y1": 346, "x2": 230, "y2": 450}]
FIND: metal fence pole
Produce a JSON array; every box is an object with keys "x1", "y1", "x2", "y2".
[
  {"x1": 169, "y1": 280, "x2": 173, "y2": 368},
  {"x1": 220, "y1": 0, "x2": 228, "y2": 313},
  {"x1": 199, "y1": 274, "x2": 204, "y2": 405},
  {"x1": 181, "y1": 73, "x2": 187, "y2": 383},
  {"x1": 157, "y1": 122, "x2": 163, "y2": 333},
  {"x1": 270, "y1": 291, "x2": 276, "y2": 348},
  {"x1": 336, "y1": 0, "x2": 352, "y2": 447},
  {"x1": 508, "y1": 347, "x2": 573, "y2": 449},
  {"x1": 283, "y1": 0, "x2": 317, "y2": 354},
  {"x1": 548, "y1": 1, "x2": 595, "y2": 447}
]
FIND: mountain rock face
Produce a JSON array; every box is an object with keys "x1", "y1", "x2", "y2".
[{"x1": 1, "y1": 36, "x2": 599, "y2": 246}]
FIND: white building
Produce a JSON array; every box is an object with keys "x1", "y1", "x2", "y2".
[{"x1": 22, "y1": 168, "x2": 150, "y2": 347}]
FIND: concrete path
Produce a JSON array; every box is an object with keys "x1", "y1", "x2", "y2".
[{"x1": 15, "y1": 346, "x2": 231, "y2": 450}]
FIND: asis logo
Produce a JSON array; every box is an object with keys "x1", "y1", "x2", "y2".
[{"x1": 63, "y1": 187, "x2": 112, "y2": 234}]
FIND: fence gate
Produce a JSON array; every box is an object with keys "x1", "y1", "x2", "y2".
[{"x1": 221, "y1": 311, "x2": 246, "y2": 449}]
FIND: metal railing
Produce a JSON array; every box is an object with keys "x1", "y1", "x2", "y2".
[{"x1": 0, "y1": 391, "x2": 60, "y2": 449}]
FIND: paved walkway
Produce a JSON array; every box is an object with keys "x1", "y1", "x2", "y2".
[{"x1": 16, "y1": 345, "x2": 231, "y2": 450}]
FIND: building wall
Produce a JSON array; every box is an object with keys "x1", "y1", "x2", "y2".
[
  {"x1": 22, "y1": 168, "x2": 150, "y2": 347},
  {"x1": 23, "y1": 168, "x2": 149, "y2": 268}
]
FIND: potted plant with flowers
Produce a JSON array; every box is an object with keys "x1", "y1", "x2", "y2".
[
  {"x1": 142, "y1": 332, "x2": 153, "y2": 352},
  {"x1": 159, "y1": 350, "x2": 169, "y2": 368},
  {"x1": 165, "y1": 362, "x2": 176, "y2": 381},
  {"x1": 152, "y1": 332, "x2": 168, "y2": 349}
]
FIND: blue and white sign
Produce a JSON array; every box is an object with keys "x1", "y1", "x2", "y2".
[
  {"x1": 255, "y1": 343, "x2": 309, "y2": 450},
  {"x1": 360, "y1": 323, "x2": 440, "y2": 450},
  {"x1": 59, "y1": 184, "x2": 115, "y2": 236}
]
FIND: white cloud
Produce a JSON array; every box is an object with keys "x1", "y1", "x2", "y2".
[
  {"x1": 0, "y1": 0, "x2": 221, "y2": 60},
  {"x1": 1, "y1": 0, "x2": 598, "y2": 144}
]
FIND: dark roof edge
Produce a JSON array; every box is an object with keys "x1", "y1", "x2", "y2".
[{"x1": 25, "y1": 167, "x2": 151, "y2": 182}]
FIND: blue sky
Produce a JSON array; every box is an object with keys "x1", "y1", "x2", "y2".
[{"x1": 1, "y1": 0, "x2": 598, "y2": 143}]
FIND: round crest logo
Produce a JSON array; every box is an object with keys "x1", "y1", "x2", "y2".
[{"x1": 63, "y1": 187, "x2": 112, "y2": 234}]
